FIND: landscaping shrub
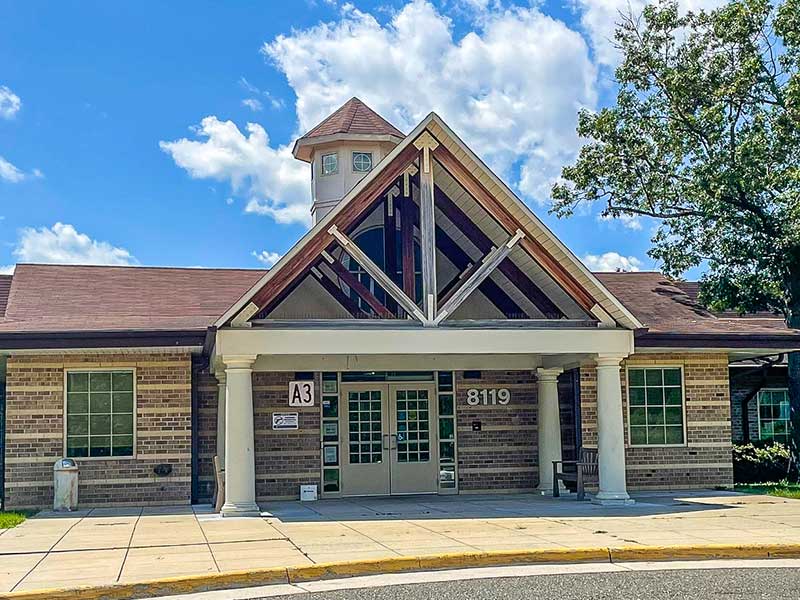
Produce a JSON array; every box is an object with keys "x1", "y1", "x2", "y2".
[{"x1": 733, "y1": 442, "x2": 795, "y2": 484}]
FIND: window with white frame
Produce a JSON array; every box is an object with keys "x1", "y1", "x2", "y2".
[
  {"x1": 352, "y1": 152, "x2": 373, "y2": 173},
  {"x1": 66, "y1": 370, "x2": 135, "y2": 458},
  {"x1": 627, "y1": 366, "x2": 685, "y2": 446},
  {"x1": 321, "y1": 153, "x2": 338, "y2": 175},
  {"x1": 758, "y1": 388, "x2": 791, "y2": 444}
]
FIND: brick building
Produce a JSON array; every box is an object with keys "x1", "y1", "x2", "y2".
[{"x1": 1, "y1": 99, "x2": 798, "y2": 511}]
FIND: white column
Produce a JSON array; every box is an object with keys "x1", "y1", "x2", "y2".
[
  {"x1": 536, "y1": 367, "x2": 565, "y2": 494},
  {"x1": 215, "y1": 372, "x2": 226, "y2": 464},
  {"x1": 594, "y1": 354, "x2": 634, "y2": 506},
  {"x1": 221, "y1": 355, "x2": 260, "y2": 517}
]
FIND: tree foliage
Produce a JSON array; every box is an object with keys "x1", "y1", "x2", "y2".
[
  {"x1": 552, "y1": 0, "x2": 800, "y2": 320},
  {"x1": 552, "y1": 0, "x2": 800, "y2": 470}
]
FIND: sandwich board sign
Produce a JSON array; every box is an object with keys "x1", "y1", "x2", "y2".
[{"x1": 289, "y1": 380, "x2": 315, "y2": 407}]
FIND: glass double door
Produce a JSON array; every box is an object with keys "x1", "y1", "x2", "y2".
[{"x1": 339, "y1": 382, "x2": 438, "y2": 496}]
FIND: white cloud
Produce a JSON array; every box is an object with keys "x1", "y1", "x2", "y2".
[
  {"x1": 242, "y1": 98, "x2": 264, "y2": 112},
  {"x1": 0, "y1": 156, "x2": 25, "y2": 183},
  {"x1": 0, "y1": 85, "x2": 21, "y2": 119},
  {"x1": 238, "y1": 77, "x2": 285, "y2": 109},
  {"x1": 0, "y1": 265, "x2": 15, "y2": 275},
  {"x1": 263, "y1": 0, "x2": 597, "y2": 205},
  {"x1": 160, "y1": 116, "x2": 311, "y2": 225},
  {"x1": 252, "y1": 250, "x2": 283, "y2": 267},
  {"x1": 574, "y1": 0, "x2": 727, "y2": 68},
  {"x1": 13, "y1": 223, "x2": 136, "y2": 266},
  {"x1": 582, "y1": 251, "x2": 644, "y2": 272}
]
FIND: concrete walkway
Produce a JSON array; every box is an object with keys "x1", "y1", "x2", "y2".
[{"x1": 1, "y1": 491, "x2": 799, "y2": 593}]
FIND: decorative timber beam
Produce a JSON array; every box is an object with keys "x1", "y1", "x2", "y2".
[
  {"x1": 434, "y1": 229, "x2": 526, "y2": 325},
  {"x1": 414, "y1": 132, "x2": 439, "y2": 321},
  {"x1": 383, "y1": 187, "x2": 400, "y2": 314},
  {"x1": 434, "y1": 187, "x2": 564, "y2": 319},
  {"x1": 431, "y1": 143, "x2": 597, "y2": 312},
  {"x1": 248, "y1": 144, "x2": 421, "y2": 314},
  {"x1": 400, "y1": 164, "x2": 419, "y2": 301},
  {"x1": 409, "y1": 199, "x2": 525, "y2": 318},
  {"x1": 328, "y1": 225, "x2": 429, "y2": 324},
  {"x1": 321, "y1": 253, "x2": 395, "y2": 319},
  {"x1": 311, "y1": 264, "x2": 369, "y2": 319}
]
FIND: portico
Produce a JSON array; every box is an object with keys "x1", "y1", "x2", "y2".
[
  {"x1": 200, "y1": 100, "x2": 649, "y2": 515},
  {"x1": 212, "y1": 324, "x2": 635, "y2": 515}
]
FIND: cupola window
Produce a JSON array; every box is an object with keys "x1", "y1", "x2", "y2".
[
  {"x1": 352, "y1": 152, "x2": 373, "y2": 173},
  {"x1": 321, "y1": 153, "x2": 338, "y2": 175}
]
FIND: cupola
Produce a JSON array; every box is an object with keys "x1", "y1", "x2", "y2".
[{"x1": 292, "y1": 97, "x2": 405, "y2": 224}]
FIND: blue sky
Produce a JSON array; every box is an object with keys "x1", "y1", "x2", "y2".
[{"x1": 0, "y1": 0, "x2": 721, "y2": 275}]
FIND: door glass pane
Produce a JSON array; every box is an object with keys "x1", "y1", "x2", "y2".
[
  {"x1": 348, "y1": 391, "x2": 383, "y2": 464},
  {"x1": 396, "y1": 389, "x2": 430, "y2": 463}
]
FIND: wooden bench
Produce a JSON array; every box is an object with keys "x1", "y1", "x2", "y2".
[{"x1": 552, "y1": 448, "x2": 598, "y2": 501}]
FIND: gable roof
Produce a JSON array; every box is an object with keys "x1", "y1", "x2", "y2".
[
  {"x1": 227, "y1": 112, "x2": 645, "y2": 330},
  {"x1": 0, "y1": 264, "x2": 266, "y2": 334}
]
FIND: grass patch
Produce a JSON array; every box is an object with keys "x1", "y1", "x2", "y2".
[
  {"x1": 0, "y1": 511, "x2": 32, "y2": 529},
  {"x1": 736, "y1": 482, "x2": 800, "y2": 499}
]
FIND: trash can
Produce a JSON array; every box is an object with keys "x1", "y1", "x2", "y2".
[{"x1": 53, "y1": 458, "x2": 79, "y2": 511}]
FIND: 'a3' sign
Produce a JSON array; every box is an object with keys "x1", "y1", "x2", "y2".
[{"x1": 289, "y1": 381, "x2": 315, "y2": 407}]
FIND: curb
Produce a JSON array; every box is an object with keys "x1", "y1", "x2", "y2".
[{"x1": 2, "y1": 543, "x2": 800, "y2": 600}]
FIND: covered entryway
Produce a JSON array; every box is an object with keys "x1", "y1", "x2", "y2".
[
  {"x1": 210, "y1": 109, "x2": 644, "y2": 516},
  {"x1": 340, "y1": 380, "x2": 438, "y2": 496}
]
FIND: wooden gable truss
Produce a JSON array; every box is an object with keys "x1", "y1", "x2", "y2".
[{"x1": 221, "y1": 121, "x2": 636, "y2": 329}]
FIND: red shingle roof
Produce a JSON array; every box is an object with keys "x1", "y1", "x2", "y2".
[
  {"x1": 0, "y1": 264, "x2": 265, "y2": 333},
  {"x1": 0, "y1": 275, "x2": 12, "y2": 317},
  {"x1": 300, "y1": 98, "x2": 404, "y2": 140},
  {"x1": 0, "y1": 266, "x2": 796, "y2": 346},
  {"x1": 596, "y1": 272, "x2": 796, "y2": 337}
]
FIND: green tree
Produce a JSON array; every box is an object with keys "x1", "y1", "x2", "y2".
[{"x1": 552, "y1": 0, "x2": 800, "y2": 476}]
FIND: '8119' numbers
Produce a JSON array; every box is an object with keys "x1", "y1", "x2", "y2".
[{"x1": 466, "y1": 388, "x2": 510, "y2": 406}]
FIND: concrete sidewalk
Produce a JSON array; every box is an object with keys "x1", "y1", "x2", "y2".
[{"x1": 1, "y1": 491, "x2": 800, "y2": 594}]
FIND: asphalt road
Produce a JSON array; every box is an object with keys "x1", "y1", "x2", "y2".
[{"x1": 257, "y1": 568, "x2": 800, "y2": 600}]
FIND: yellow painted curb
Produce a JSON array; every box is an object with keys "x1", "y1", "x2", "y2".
[
  {"x1": 287, "y1": 556, "x2": 421, "y2": 582},
  {"x1": 609, "y1": 542, "x2": 800, "y2": 562},
  {"x1": 2, "y1": 543, "x2": 799, "y2": 600}
]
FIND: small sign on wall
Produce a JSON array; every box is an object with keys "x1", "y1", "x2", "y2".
[
  {"x1": 289, "y1": 380, "x2": 315, "y2": 407},
  {"x1": 273, "y1": 412, "x2": 299, "y2": 430}
]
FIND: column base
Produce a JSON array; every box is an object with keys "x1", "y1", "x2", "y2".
[
  {"x1": 591, "y1": 491, "x2": 635, "y2": 506},
  {"x1": 220, "y1": 501, "x2": 261, "y2": 517},
  {"x1": 537, "y1": 481, "x2": 567, "y2": 496}
]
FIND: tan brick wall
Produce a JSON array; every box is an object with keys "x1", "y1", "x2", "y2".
[
  {"x1": 253, "y1": 372, "x2": 320, "y2": 501},
  {"x1": 456, "y1": 371, "x2": 537, "y2": 493},
  {"x1": 5, "y1": 352, "x2": 192, "y2": 509},
  {"x1": 580, "y1": 352, "x2": 733, "y2": 491},
  {"x1": 195, "y1": 371, "x2": 218, "y2": 503}
]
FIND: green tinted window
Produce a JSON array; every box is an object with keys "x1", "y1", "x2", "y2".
[
  {"x1": 628, "y1": 367, "x2": 684, "y2": 446},
  {"x1": 66, "y1": 370, "x2": 135, "y2": 458},
  {"x1": 758, "y1": 389, "x2": 791, "y2": 444}
]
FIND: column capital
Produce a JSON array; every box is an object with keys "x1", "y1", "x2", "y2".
[
  {"x1": 223, "y1": 354, "x2": 257, "y2": 371},
  {"x1": 595, "y1": 354, "x2": 626, "y2": 368},
  {"x1": 536, "y1": 367, "x2": 563, "y2": 382}
]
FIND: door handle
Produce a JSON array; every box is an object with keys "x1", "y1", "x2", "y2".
[
  {"x1": 383, "y1": 434, "x2": 390, "y2": 450},
  {"x1": 390, "y1": 434, "x2": 397, "y2": 450}
]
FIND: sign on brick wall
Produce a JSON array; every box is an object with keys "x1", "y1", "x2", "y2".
[
  {"x1": 465, "y1": 388, "x2": 511, "y2": 406},
  {"x1": 289, "y1": 380, "x2": 314, "y2": 407}
]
